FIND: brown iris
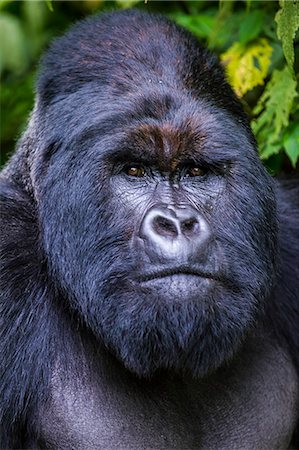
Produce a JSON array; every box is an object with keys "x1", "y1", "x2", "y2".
[
  {"x1": 126, "y1": 166, "x2": 146, "y2": 177},
  {"x1": 186, "y1": 167, "x2": 205, "y2": 177}
]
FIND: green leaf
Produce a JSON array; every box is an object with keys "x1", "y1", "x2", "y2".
[
  {"x1": 172, "y1": 14, "x2": 215, "y2": 39},
  {"x1": 0, "y1": 13, "x2": 27, "y2": 74},
  {"x1": 23, "y1": 1, "x2": 47, "y2": 33},
  {"x1": 0, "y1": 71, "x2": 35, "y2": 166},
  {"x1": 275, "y1": 0, "x2": 299, "y2": 71},
  {"x1": 253, "y1": 67, "x2": 297, "y2": 139},
  {"x1": 208, "y1": 7, "x2": 244, "y2": 48},
  {"x1": 239, "y1": 10, "x2": 265, "y2": 45},
  {"x1": 283, "y1": 123, "x2": 299, "y2": 167},
  {"x1": 259, "y1": 141, "x2": 281, "y2": 161},
  {"x1": 219, "y1": 0, "x2": 234, "y2": 14},
  {"x1": 46, "y1": 1, "x2": 54, "y2": 12},
  {"x1": 0, "y1": 0, "x2": 14, "y2": 11},
  {"x1": 116, "y1": 0, "x2": 141, "y2": 8},
  {"x1": 252, "y1": 67, "x2": 298, "y2": 160}
]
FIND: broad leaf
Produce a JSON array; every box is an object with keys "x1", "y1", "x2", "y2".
[
  {"x1": 239, "y1": 10, "x2": 265, "y2": 45},
  {"x1": 172, "y1": 14, "x2": 215, "y2": 39},
  {"x1": 0, "y1": 13, "x2": 27, "y2": 74}
]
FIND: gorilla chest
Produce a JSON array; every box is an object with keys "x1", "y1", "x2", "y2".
[
  {"x1": 38, "y1": 352, "x2": 298, "y2": 450},
  {"x1": 39, "y1": 376, "x2": 204, "y2": 449}
]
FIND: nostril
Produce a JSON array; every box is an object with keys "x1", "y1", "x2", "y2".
[
  {"x1": 152, "y1": 215, "x2": 178, "y2": 238},
  {"x1": 139, "y1": 205, "x2": 211, "y2": 262},
  {"x1": 181, "y1": 218, "x2": 200, "y2": 236}
]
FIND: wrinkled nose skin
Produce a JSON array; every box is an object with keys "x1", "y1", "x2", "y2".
[{"x1": 139, "y1": 205, "x2": 211, "y2": 263}]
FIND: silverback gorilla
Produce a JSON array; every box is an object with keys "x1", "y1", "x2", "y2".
[{"x1": 1, "y1": 9, "x2": 299, "y2": 449}]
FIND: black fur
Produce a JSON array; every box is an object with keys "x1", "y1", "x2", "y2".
[{"x1": 0, "y1": 9, "x2": 298, "y2": 448}]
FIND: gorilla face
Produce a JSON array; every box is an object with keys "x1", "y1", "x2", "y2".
[{"x1": 32, "y1": 11, "x2": 277, "y2": 377}]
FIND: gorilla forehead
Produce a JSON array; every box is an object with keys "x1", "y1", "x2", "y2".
[{"x1": 37, "y1": 9, "x2": 250, "y2": 136}]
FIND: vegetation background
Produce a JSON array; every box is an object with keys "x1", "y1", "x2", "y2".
[{"x1": 1, "y1": 0, "x2": 298, "y2": 173}]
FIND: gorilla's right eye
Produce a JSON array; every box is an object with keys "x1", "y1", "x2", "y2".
[{"x1": 124, "y1": 165, "x2": 146, "y2": 177}]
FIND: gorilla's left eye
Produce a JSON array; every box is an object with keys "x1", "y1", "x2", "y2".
[
  {"x1": 185, "y1": 166, "x2": 206, "y2": 177},
  {"x1": 125, "y1": 165, "x2": 146, "y2": 177}
]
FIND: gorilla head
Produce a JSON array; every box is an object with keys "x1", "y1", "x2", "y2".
[{"x1": 20, "y1": 10, "x2": 277, "y2": 377}]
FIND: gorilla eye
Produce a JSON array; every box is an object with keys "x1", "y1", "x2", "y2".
[
  {"x1": 125, "y1": 165, "x2": 146, "y2": 177},
  {"x1": 185, "y1": 166, "x2": 206, "y2": 177}
]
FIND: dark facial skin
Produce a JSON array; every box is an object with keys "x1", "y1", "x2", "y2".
[{"x1": 0, "y1": 9, "x2": 298, "y2": 449}]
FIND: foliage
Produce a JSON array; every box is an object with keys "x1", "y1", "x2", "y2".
[
  {"x1": 221, "y1": 39, "x2": 273, "y2": 97},
  {"x1": 252, "y1": 67, "x2": 298, "y2": 165},
  {"x1": 1, "y1": 0, "x2": 298, "y2": 171},
  {"x1": 275, "y1": 0, "x2": 299, "y2": 73}
]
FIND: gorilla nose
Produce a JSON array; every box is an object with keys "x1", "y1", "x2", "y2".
[
  {"x1": 139, "y1": 205, "x2": 210, "y2": 262},
  {"x1": 151, "y1": 211, "x2": 199, "y2": 239}
]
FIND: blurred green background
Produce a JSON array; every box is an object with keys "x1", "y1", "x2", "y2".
[{"x1": 1, "y1": 0, "x2": 298, "y2": 173}]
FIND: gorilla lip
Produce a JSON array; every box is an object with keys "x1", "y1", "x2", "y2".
[{"x1": 138, "y1": 268, "x2": 221, "y2": 283}]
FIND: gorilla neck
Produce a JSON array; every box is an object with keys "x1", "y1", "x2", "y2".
[{"x1": 37, "y1": 327, "x2": 298, "y2": 450}]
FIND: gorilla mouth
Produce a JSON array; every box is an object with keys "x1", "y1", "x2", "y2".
[{"x1": 138, "y1": 268, "x2": 221, "y2": 283}]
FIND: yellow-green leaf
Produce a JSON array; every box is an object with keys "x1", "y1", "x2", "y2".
[{"x1": 221, "y1": 39, "x2": 272, "y2": 97}]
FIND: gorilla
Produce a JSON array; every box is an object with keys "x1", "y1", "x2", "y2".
[{"x1": 0, "y1": 9, "x2": 298, "y2": 449}]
